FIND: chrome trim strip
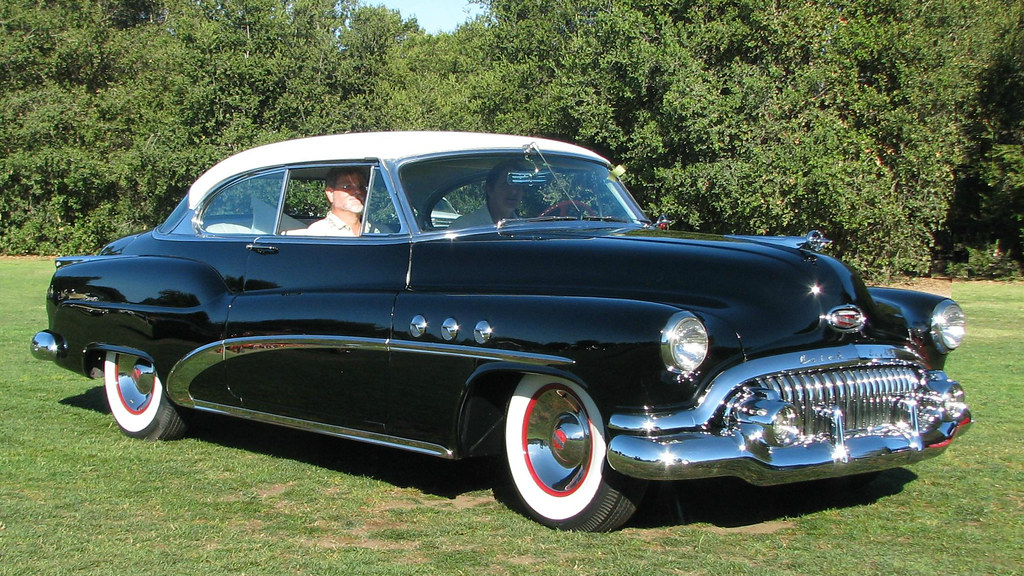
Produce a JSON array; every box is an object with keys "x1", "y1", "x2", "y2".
[
  {"x1": 608, "y1": 344, "x2": 923, "y2": 433},
  {"x1": 166, "y1": 334, "x2": 574, "y2": 408},
  {"x1": 388, "y1": 340, "x2": 574, "y2": 365},
  {"x1": 192, "y1": 400, "x2": 454, "y2": 459},
  {"x1": 166, "y1": 340, "x2": 229, "y2": 407}
]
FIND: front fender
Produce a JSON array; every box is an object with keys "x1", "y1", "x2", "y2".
[
  {"x1": 389, "y1": 291, "x2": 744, "y2": 453},
  {"x1": 867, "y1": 287, "x2": 952, "y2": 369}
]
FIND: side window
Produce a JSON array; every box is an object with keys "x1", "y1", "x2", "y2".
[
  {"x1": 279, "y1": 176, "x2": 324, "y2": 234},
  {"x1": 200, "y1": 171, "x2": 285, "y2": 235},
  {"x1": 280, "y1": 165, "x2": 403, "y2": 236}
]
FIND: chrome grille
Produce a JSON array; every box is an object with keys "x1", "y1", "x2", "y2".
[{"x1": 753, "y1": 365, "x2": 923, "y2": 436}]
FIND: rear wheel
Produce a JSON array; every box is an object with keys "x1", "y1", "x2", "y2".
[
  {"x1": 504, "y1": 375, "x2": 646, "y2": 531},
  {"x1": 104, "y1": 351, "x2": 187, "y2": 441}
]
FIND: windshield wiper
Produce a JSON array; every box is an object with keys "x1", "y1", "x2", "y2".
[
  {"x1": 579, "y1": 215, "x2": 630, "y2": 223},
  {"x1": 496, "y1": 216, "x2": 576, "y2": 227}
]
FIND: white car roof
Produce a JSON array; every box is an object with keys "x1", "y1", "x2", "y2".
[{"x1": 187, "y1": 131, "x2": 608, "y2": 209}]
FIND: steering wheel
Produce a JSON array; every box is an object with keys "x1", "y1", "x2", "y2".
[{"x1": 539, "y1": 201, "x2": 597, "y2": 218}]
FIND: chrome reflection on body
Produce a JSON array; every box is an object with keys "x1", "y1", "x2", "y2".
[
  {"x1": 606, "y1": 345, "x2": 971, "y2": 484},
  {"x1": 166, "y1": 334, "x2": 574, "y2": 408}
]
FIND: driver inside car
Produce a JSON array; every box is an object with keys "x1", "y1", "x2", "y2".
[{"x1": 450, "y1": 160, "x2": 534, "y2": 229}]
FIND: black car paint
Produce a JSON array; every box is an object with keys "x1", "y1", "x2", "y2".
[{"x1": 44, "y1": 221, "x2": 943, "y2": 460}]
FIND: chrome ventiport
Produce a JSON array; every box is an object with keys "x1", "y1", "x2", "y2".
[
  {"x1": 409, "y1": 315, "x2": 427, "y2": 338},
  {"x1": 441, "y1": 318, "x2": 459, "y2": 341},
  {"x1": 473, "y1": 320, "x2": 493, "y2": 344}
]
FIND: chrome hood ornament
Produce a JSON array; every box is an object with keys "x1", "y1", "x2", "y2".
[
  {"x1": 824, "y1": 305, "x2": 867, "y2": 333},
  {"x1": 801, "y1": 230, "x2": 832, "y2": 252}
]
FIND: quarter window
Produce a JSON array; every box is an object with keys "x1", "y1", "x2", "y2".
[{"x1": 200, "y1": 171, "x2": 286, "y2": 235}]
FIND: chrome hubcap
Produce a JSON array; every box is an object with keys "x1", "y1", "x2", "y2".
[
  {"x1": 116, "y1": 355, "x2": 155, "y2": 414},
  {"x1": 524, "y1": 386, "x2": 592, "y2": 495}
]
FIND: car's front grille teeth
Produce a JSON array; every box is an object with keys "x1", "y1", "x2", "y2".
[{"x1": 753, "y1": 365, "x2": 922, "y2": 437}]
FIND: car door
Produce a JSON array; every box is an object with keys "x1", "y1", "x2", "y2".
[{"x1": 221, "y1": 165, "x2": 410, "y2": 432}]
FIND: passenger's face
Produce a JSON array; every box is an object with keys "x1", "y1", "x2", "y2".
[
  {"x1": 488, "y1": 179, "x2": 524, "y2": 220},
  {"x1": 326, "y1": 172, "x2": 367, "y2": 215}
]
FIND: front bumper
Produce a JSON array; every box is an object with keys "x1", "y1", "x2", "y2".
[
  {"x1": 606, "y1": 344, "x2": 972, "y2": 484},
  {"x1": 607, "y1": 416, "x2": 970, "y2": 484}
]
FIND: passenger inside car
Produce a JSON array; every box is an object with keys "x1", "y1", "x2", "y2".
[{"x1": 297, "y1": 167, "x2": 369, "y2": 237}]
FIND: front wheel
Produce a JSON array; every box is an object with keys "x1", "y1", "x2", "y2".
[
  {"x1": 504, "y1": 375, "x2": 647, "y2": 531},
  {"x1": 104, "y1": 351, "x2": 187, "y2": 441}
]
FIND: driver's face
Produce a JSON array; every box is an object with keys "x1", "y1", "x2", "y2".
[{"x1": 488, "y1": 179, "x2": 524, "y2": 219}]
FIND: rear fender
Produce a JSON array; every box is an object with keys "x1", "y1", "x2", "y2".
[{"x1": 47, "y1": 255, "x2": 233, "y2": 380}]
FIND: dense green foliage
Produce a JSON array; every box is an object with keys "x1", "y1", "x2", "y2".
[{"x1": 1, "y1": 0, "x2": 1021, "y2": 277}]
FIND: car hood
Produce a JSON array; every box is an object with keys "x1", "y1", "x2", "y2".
[{"x1": 411, "y1": 226, "x2": 890, "y2": 358}]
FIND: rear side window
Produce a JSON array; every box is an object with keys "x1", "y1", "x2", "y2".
[{"x1": 199, "y1": 171, "x2": 286, "y2": 235}]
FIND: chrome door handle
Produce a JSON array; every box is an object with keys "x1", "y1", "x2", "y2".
[{"x1": 246, "y1": 243, "x2": 279, "y2": 255}]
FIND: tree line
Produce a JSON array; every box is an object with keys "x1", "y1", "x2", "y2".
[{"x1": 1, "y1": 0, "x2": 1021, "y2": 278}]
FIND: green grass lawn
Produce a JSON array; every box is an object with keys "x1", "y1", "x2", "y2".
[{"x1": 2, "y1": 258, "x2": 1021, "y2": 575}]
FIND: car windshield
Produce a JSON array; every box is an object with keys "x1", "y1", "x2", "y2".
[{"x1": 397, "y1": 153, "x2": 646, "y2": 232}]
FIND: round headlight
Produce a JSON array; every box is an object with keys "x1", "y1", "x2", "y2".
[
  {"x1": 661, "y1": 312, "x2": 709, "y2": 375},
  {"x1": 931, "y1": 300, "x2": 966, "y2": 352}
]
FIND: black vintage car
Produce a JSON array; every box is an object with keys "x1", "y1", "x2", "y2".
[{"x1": 32, "y1": 132, "x2": 971, "y2": 531}]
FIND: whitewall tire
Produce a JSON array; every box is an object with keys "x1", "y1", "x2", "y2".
[
  {"x1": 504, "y1": 375, "x2": 646, "y2": 531},
  {"x1": 104, "y1": 351, "x2": 187, "y2": 441}
]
